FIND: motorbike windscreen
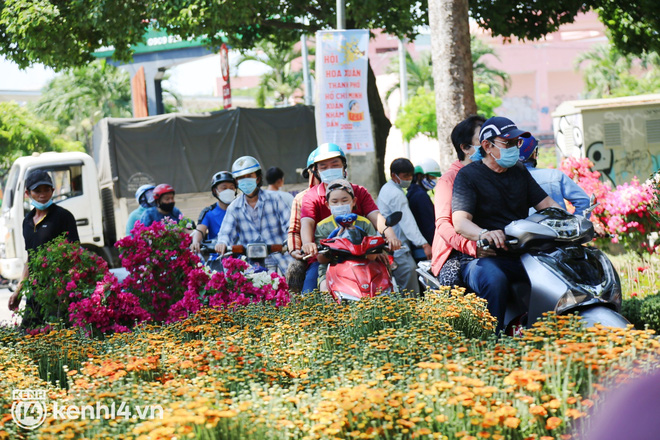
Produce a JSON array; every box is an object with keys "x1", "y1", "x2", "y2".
[{"x1": 336, "y1": 227, "x2": 367, "y2": 245}]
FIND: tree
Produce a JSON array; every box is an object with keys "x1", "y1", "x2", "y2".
[
  {"x1": 575, "y1": 44, "x2": 660, "y2": 98},
  {"x1": 33, "y1": 60, "x2": 132, "y2": 150},
  {"x1": 0, "y1": 102, "x2": 81, "y2": 179},
  {"x1": 236, "y1": 40, "x2": 304, "y2": 107},
  {"x1": 471, "y1": 36, "x2": 510, "y2": 96}
]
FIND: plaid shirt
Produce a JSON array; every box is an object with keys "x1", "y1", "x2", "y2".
[
  {"x1": 287, "y1": 188, "x2": 309, "y2": 251},
  {"x1": 216, "y1": 189, "x2": 293, "y2": 273}
]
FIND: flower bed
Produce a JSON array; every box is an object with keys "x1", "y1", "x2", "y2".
[{"x1": 1, "y1": 291, "x2": 659, "y2": 440}]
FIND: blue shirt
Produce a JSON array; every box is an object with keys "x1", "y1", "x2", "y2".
[
  {"x1": 126, "y1": 206, "x2": 146, "y2": 236},
  {"x1": 200, "y1": 203, "x2": 227, "y2": 240},
  {"x1": 139, "y1": 206, "x2": 184, "y2": 227},
  {"x1": 525, "y1": 163, "x2": 590, "y2": 217},
  {"x1": 216, "y1": 189, "x2": 292, "y2": 273},
  {"x1": 406, "y1": 182, "x2": 435, "y2": 245}
]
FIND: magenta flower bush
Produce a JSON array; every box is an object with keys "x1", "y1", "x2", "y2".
[
  {"x1": 20, "y1": 220, "x2": 290, "y2": 335},
  {"x1": 560, "y1": 157, "x2": 660, "y2": 255}
]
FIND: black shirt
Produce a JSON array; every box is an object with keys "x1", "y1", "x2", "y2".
[
  {"x1": 452, "y1": 161, "x2": 547, "y2": 231},
  {"x1": 23, "y1": 204, "x2": 80, "y2": 258}
]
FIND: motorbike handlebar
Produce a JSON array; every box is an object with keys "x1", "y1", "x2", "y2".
[{"x1": 477, "y1": 238, "x2": 519, "y2": 250}]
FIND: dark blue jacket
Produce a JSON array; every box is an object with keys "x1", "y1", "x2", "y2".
[{"x1": 406, "y1": 182, "x2": 435, "y2": 245}]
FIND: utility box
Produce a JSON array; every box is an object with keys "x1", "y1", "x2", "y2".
[{"x1": 552, "y1": 94, "x2": 660, "y2": 186}]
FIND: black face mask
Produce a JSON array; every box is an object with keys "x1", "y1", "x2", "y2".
[{"x1": 159, "y1": 202, "x2": 175, "y2": 213}]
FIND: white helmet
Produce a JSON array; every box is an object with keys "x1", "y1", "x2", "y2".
[
  {"x1": 231, "y1": 156, "x2": 261, "y2": 178},
  {"x1": 414, "y1": 157, "x2": 442, "y2": 177}
]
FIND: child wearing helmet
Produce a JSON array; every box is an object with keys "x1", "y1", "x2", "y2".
[
  {"x1": 190, "y1": 171, "x2": 237, "y2": 254},
  {"x1": 139, "y1": 183, "x2": 184, "y2": 227},
  {"x1": 126, "y1": 184, "x2": 156, "y2": 236},
  {"x1": 215, "y1": 156, "x2": 293, "y2": 274}
]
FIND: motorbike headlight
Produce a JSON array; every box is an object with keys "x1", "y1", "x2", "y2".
[
  {"x1": 556, "y1": 288, "x2": 588, "y2": 314},
  {"x1": 540, "y1": 217, "x2": 580, "y2": 239}
]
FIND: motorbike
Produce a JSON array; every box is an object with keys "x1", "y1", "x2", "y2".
[
  {"x1": 416, "y1": 206, "x2": 629, "y2": 330},
  {"x1": 317, "y1": 212, "x2": 401, "y2": 303}
]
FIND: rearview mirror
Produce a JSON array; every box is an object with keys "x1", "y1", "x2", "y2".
[{"x1": 386, "y1": 211, "x2": 402, "y2": 227}]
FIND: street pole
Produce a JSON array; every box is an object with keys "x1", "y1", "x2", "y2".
[
  {"x1": 301, "y1": 34, "x2": 313, "y2": 106},
  {"x1": 399, "y1": 38, "x2": 410, "y2": 158},
  {"x1": 337, "y1": 0, "x2": 345, "y2": 30}
]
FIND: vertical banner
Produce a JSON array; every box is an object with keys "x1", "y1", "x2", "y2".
[{"x1": 316, "y1": 30, "x2": 373, "y2": 153}]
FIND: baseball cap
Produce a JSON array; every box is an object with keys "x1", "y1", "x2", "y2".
[
  {"x1": 325, "y1": 179, "x2": 354, "y2": 198},
  {"x1": 479, "y1": 116, "x2": 531, "y2": 143},
  {"x1": 519, "y1": 135, "x2": 539, "y2": 161},
  {"x1": 25, "y1": 169, "x2": 54, "y2": 191}
]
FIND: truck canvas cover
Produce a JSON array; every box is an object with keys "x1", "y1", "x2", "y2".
[{"x1": 92, "y1": 106, "x2": 317, "y2": 198}]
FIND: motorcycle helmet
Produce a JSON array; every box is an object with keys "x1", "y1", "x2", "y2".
[
  {"x1": 211, "y1": 171, "x2": 236, "y2": 191},
  {"x1": 135, "y1": 184, "x2": 156, "y2": 208},
  {"x1": 231, "y1": 156, "x2": 261, "y2": 178},
  {"x1": 302, "y1": 148, "x2": 319, "y2": 179},
  {"x1": 313, "y1": 143, "x2": 346, "y2": 165},
  {"x1": 519, "y1": 135, "x2": 539, "y2": 162},
  {"x1": 413, "y1": 157, "x2": 442, "y2": 177},
  {"x1": 153, "y1": 183, "x2": 175, "y2": 201}
]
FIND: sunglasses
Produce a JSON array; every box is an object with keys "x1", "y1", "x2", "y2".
[{"x1": 491, "y1": 138, "x2": 524, "y2": 149}]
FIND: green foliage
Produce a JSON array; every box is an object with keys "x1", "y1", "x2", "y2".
[
  {"x1": 396, "y1": 83, "x2": 501, "y2": 140},
  {"x1": 0, "y1": 102, "x2": 81, "y2": 179},
  {"x1": 395, "y1": 88, "x2": 437, "y2": 141},
  {"x1": 471, "y1": 36, "x2": 510, "y2": 95},
  {"x1": 33, "y1": 60, "x2": 132, "y2": 150},
  {"x1": 236, "y1": 40, "x2": 307, "y2": 107},
  {"x1": 474, "y1": 83, "x2": 502, "y2": 118},
  {"x1": 385, "y1": 51, "x2": 434, "y2": 100},
  {"x1": 596, "y1": 0, "x2": 660, "y2": 55},
  {"x1": 575, "y1": 44, "x2": 660, "y2": 98},
  {"x1": 622, "y1": 293, "x2": 660, "y2": 332}
]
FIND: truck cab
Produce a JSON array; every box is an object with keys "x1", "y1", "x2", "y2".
[{"x1": 0, "y1": 152, "x2": 107, "y2": 280}]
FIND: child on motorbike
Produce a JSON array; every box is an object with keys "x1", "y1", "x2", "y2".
[{"x1": 315, "y1": 179, "x2": 377, "y2": 291}]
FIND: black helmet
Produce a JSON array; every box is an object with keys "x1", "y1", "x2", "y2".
[{"x1": 211, "y1": 171, "x2": 236, "y2": 192}]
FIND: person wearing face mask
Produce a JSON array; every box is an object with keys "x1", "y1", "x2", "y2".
[
  {"x1": 190, "y1": 171, "x2": 237, "y2": 255},
  {"x1": 314, "y1": 179, "x2": 377, "y2": 292},
  {"x1": 8, "y1": 169, "x2": 80, "y2": 328},
  {"x1": 126, "y1": 184, "x2": 156, "y2": 236},
  {"x1": 432, "y1": 115, "x2": 488, "y2": 287},
  {"x1": 139, "y1": 183, "x2": 184, "y2": 227},
  {"x1": 215, "y1": 156, "x2": 293, "y2": 274},
  {"x1": 452, "y1": 116, "x2": 560, "y2": 332},
  {"x1": 407, "y1": 157, "x2": 442, "y2": 258},
  {"x1": 376, "y1": 158, "x2": 432, "y2": 296},
  {"x1": 300, "y1": 143, "x2": 401, "y2": 259}
]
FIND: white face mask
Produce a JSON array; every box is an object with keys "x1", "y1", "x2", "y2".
[
  {"x1": 330, "y1": 203, "x2": 352, "y2": 218},
  {"x1": 396, "y1": 175, "x2": 412, "y2": 189},
  {"x1": 218, "y1": 189, "x2": 236, "y2": 205}
]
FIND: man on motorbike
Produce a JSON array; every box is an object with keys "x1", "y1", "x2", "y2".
[
  {"x1": 300, "y1": 143, "x2": 401, "y2": 258},
  {"x1": 215, "y1": 156, "x2": 293, "y2": 274},
  {"x1": 190, "y1": 171, "x2": 237, "y2": 254},
  {"x1": 315, "y1": 179, "x2": 377, "y2": 291},
  {"x1": 139, "y1": 183, "x2": 185, "y2": 227},
  {"x1": 452, "y1": 116, "x2": 560, "y2": 332},
  {"x1": 377, "y1": 158, "x2": 432, "y2": 295},
  {"x1": 518, "y1": 135, "x2": 590, "y2": 217}
]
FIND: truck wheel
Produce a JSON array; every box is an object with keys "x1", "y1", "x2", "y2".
[{"x1": 101, "y1": 188, "x2": 117, "y2": 246}]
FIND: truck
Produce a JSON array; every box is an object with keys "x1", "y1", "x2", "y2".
[
  {"x1": 0, "y1": 106, "x2": 317, "y2": 281},
  {"x1": 552, "y1": 93, "x2": 660, "y2": 186}
]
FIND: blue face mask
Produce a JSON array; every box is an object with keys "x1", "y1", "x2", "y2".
[
  {"x1": 238, "y1": 178, "x2": 258, "y2": 195},
  {"x1": 31, "y1": 199, "x2": 53, "y2": 210},
  {"x1": 491, "y1": 144, "x2": 520, "y2": 168},
  {"x1": 421, "y1": 177, "x2": 436, "y2": 191},
  {"x1": 469, "y1": 149, "x2": 484, "y2": 162},
  {"x1": 319, "y1": 168, "x2": 344, "y2": 184}
]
